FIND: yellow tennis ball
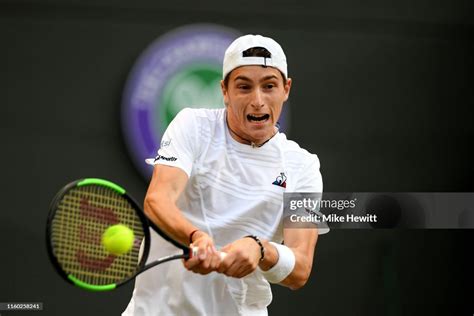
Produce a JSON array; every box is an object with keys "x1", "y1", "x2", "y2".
[{"x1": 102, "y1": 224, "x2": 134, "y2": 255}]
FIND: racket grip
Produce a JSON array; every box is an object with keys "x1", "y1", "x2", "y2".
[{"x1": 191, "y1": 246, "x2": 227, "y2": 260}]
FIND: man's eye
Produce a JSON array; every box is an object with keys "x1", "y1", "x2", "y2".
[
  {"x1": 238, "y1": 85, "x2": 250, "y2": 90},
  {"x1": 265, "y1": 84, "x2": 275, "y2": 89}
]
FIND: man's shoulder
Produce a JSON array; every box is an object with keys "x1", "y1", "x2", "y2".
[
  {"x1": 278, "y1": 134, "x2": 320, "y2": 166},
  {"x1": 174, "y1": 108, "x2": 226, "y2": 143},
  {"x1": 177, "y1": 107, "x2": 225, "y2": 122}
]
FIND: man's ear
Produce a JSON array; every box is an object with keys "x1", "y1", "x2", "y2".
[
  {"x1": 283, "y1": 78, "x2": 292, "y2": 102},
  {"x1": 221, "y1": 80, "x2": 229, "y2": 106}
]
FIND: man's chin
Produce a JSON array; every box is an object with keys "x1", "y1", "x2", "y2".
[
  {"x1": 245, "y1": 121, "x2": 272, "y2": 131},
  {"x1": 247, "y1": 132, "x2": 272, "y2": 144}
]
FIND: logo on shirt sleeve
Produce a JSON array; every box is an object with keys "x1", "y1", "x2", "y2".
[
  {"x1": 160, "y1": 139, "x2": 172, "y2": 148},
  {"x1": 272, "y1": 172, "x2": 287, "y2": 188},
  {"x1": 154, "y1": 154, "x2": 178, "y2": 162}
]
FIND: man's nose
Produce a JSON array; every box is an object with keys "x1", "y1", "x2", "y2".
[{"x1": 250, "y1": 89, "x2": 264, "y2": 108}]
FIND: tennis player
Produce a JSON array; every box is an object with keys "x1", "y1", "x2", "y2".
[{"x1": 123, "y1": 34, "x2": 328, "y2": 316}]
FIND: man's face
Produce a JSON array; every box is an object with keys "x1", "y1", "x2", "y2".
[{"x1": 221, "y1": 65, "x2": 292, "y2": 145}]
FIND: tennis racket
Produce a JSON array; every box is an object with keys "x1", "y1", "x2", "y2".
[{"x1": 46, "y1": 178, "x2": 224, "y2": 292}]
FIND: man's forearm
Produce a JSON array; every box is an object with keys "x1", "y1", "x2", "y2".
[
  {"x1": 259, "y1": 233, "x2": 317, "y2": 290},
  {"x1": 144, "y1": 192, "x2": 198, "y2": 246},
  {"x1": 278, "y1": 246, "x2": 313, "y2": 290}
]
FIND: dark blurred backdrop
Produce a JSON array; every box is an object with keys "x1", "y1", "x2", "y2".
[{"x1": 1, "y1": 0, "x2": 473, "y2": 315}]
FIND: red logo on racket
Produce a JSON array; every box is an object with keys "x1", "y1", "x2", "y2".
[{"x1": 76, "y1": 197, "x2": 119, "y2": 271}]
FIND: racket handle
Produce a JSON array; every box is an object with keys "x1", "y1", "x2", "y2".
[{"x1": 191, "y1": 246, "x2": 227, "y2": 260}]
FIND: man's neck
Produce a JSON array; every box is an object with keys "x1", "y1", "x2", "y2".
[{"x1": 226, "y1": 116, "x2": 278, "y2": 148}]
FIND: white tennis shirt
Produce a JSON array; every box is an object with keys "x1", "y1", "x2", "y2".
[{"x1": 123, "y1": 108, "x2": 325, "y2": 316}]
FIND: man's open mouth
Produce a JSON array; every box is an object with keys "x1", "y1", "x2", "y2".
[{"x1": 247, "y1": 114, "x2": 270, "y2": 122}]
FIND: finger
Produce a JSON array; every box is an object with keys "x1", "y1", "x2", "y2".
[
  {"x1": 224, "y1": 253, "x2": 255, "y2": 278},
  {"x1": 187, "y1": 259, "x2": 213, "y2": 275},
  {"x1": 200, "y1": 246, "x2": 214, "y2": 269},
  {"x1": 193, "y1": 254, "x2": 220, "y2": 275},
  {"x1": 222, "y1": 254, "x2": 246, "y2": 276},
  {"x1": 221, "y1": 244, "x2": 232, "y2": 252},
  {"x1": 188, "y1": 243, "x2": 202, "y2": 260},
  {"x1": 206, "y1": 245, "x2": 219, "y2": 270},
  {"x1": 198, "y1": 245, "x2": 208, "y2": 260},
  {"x1": 184, "y1": 256, "x2": 201, "y2": 270},
  {"x1": 224, "y1": 262, "x2": 243, "y2": 277},
  {"x1": 234, "y1": 266, "x2": 255, "y2": 278},
  {"x1": 217, "y1": 254, "x2": 233, "y2": 273},
  {"x1": 192, "y1": 242, "x2": 211, "y2": 261},
  {"x1": 209, "y1": 251, "x2": 221, "y2": 270},
  {"x1": 194, "y1": 266, "x2": 212, "y2": 275}
]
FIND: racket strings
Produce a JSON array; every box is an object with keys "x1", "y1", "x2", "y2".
[{"x1": 51, "y1": 185, "x2": 145, "y2": 285}]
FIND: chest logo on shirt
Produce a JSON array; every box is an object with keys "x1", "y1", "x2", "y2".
[{"x1": 272, "y1": 172, "x2": 287, "y2": 188}]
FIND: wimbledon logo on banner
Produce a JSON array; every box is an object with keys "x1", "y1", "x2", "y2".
[{"x1": 122, "y1": 24, "x2": 290, "y2": 180}]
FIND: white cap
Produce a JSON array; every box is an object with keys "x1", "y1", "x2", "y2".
[{"x1": 222, "y1": 34, "x2": 288, "y2": 80}]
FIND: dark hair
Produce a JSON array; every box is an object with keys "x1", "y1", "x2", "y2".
[
  {"x1": 223, "y1": 46, "x2": 287, "y2": 87},
  {"x1": 242, "y1": 46, "x2": 272, "y2": 58}
]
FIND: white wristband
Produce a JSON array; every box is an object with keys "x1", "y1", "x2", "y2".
[{"x1": 260, "y1": 242, "x2": 295, "y2": 283}]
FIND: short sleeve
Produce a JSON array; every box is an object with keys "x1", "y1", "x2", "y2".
[
  {"x1": 294, "y1": 155, "x2": 329, "y2": 234},
  {"x1": 145, "y1": 108, "x2": 198, "y2": 177},
  {"x1": 294, "y1": 155, "x2": 323, "y2": 193}
]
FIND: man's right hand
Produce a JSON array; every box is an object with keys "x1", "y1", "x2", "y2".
[{"x1": 183, "y1": 231, "x2": 222, "y2": 275}]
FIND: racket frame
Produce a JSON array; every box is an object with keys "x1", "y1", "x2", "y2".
[{"x1": 46, "y1": 178, "x2": 152, "y2": 291}]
